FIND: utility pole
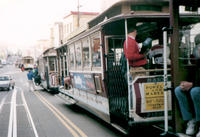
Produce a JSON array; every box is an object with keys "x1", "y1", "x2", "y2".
[{"x1": 77, "y1": 0, "x2": 80, "y2": 27}]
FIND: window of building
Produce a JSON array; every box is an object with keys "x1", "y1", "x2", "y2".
[
  {"x1": 82, "y1": 38, "x2": 90, "y2": 68},
  {"x1": 67, "y1": 24, "x2": 69, "y2": 33},
  {"x1": 75, "y1": 42, "x2": 82, "y2": 68},
  {"x1": 91, "y1": 34, "x2": 101, "y2": 67},
  {"x1": 70, "y1": 23, "x2": 72, "y2": 32},
  {"x1": 64, "y1": 24, "x2": 67, "y2": 34}
]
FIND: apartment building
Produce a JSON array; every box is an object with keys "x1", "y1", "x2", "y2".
[
  {"x1": 33, "y1": 39, "x2": 50, "y2": 59},
  {"x1": 62, "y1": 11, "x2": 99, "y2": 43},
  {"x1": 50, "y1": 22, "x2": 63, "y2": 48}
]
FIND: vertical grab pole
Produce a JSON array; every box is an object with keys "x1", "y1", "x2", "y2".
[
  {"x1": 161, "y1": 27, "x2": 176, "y2": 137},
  {"x1": 125, "y1": 19, "x2": 132, "y2": 117},
  {"x1": 163, "y1": 27, "x2": 168, "y2": 132}
]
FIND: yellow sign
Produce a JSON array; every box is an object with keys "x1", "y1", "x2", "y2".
[{"x1": 144, "y1": 83, "x2": 164, "y2": 111}]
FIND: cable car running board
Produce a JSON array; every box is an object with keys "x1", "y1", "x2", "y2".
[
  {"x1": 57, "y1": 90, "x2": 77, "y2": 105},
  {"x1": 110, "y1": 123, "x2": 128, "y2": 135}
]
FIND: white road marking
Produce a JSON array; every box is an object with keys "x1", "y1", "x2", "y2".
[
  {"x1": 0, "y1": 94, "x2": 7, "y2": 114},
  {"x1": 20, "y1": 87, "x2": 39, "y2": 137},
  {"x1": 7, "y1": 90, "x2": 14, "y2": 137},
  {"x1": 2, "y1": 70, "x2": 22, "y2": 75},
  {"x1": 7, "y1": 89, "x2": 17, "y2": 137},
  {"x1": 13, "y1": 89, "x2": 17, "y2": 137}
]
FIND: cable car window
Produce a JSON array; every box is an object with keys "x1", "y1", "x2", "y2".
[
  {"x1": 75, "y1": 42, "x2": 82, "y2": 68},
  {"x1": 82, "y1": 38, "x2": 90, "y2": 68},
  {"x1": 91, "y1": 36, "x2": 101, "y2": 67},
  {"x1": 115, "y1": 48, "x2": 123, "y2": 62},
  {"x1": 179, "y1": 23, "x2": 200, "y2": 65},
  {"x1": 64, "y1": 56, "x2": 67, "y2": 76},
  {"x1": 60, "y1": 55, "x2": 63, "y2": 72},
  {"x1": 24, "y1": 59, "x2": 33, "y2": 64},
  {"x1": 131, "y1": 5, "x2": 162, "y2": 12},
  {"x1": 49, "y1": 57, "x2": 55, "y2": 71},
  {"x1": 69, "y1": 45, "x2": 75, "y2": 69},
  {"x1": 27, "y1": 59, "x2": 30, "y2": 63}
]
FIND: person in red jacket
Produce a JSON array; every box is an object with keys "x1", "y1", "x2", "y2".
[{"x1": 123, "y1": 26, "x2": 147, "y2": 80}]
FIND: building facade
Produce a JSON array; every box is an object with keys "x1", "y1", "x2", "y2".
[
  {"x1": 33, "y1": 39, "x2": 50, "y2": 60},
  {"x1": 50, "y1": 22, "x2": 63, "y2": 48},
  {"x1": 62, "y1": 11, "x2": 99, "y2": 43}
]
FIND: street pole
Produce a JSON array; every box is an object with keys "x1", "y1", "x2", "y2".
[{"x1": 77, "y1": 0, "x2": 80, "y2": 27}]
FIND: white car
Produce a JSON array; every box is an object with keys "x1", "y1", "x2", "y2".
[{"x1": 0, "y1": 75, "x2": 15, "y2": 91}]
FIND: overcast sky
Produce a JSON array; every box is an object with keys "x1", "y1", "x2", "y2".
[{"x1": 0, "y1": 0, "x2": 101, "y2": 51}]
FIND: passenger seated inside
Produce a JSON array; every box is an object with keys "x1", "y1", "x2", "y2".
[
  {"x1": 174, "y1": 33, "x2": 200, "y2": 137},
  {"x1": 191, "y1": 33, "x2": 200, "y2": 66},
  {"x1": 148, "y1": 44, "x2": 171, "y2": 69}
]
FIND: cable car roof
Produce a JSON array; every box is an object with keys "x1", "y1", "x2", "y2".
[
  {"x1": 43, "y1": 47, "x2": 57, "y2": 57},
  {"x1": 101, "y1": 13, "x2": 200, "y2": 42},
  {"x1": 88, "y1": 0, "x2": 169, "y2": 28},
  {"x1": 57, "y1": 13, "x2": 200, "y2": 48},
  {"x1": 22, "y1": 56, "x2": 34, "y2": 59}
]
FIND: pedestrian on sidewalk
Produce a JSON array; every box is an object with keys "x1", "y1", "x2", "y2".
[{"x1": 27, "y1": 69, "x2": 35, "y2": 91}]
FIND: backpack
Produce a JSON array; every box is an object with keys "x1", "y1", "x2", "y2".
[{"x1": 120, "y1": 52, "x2": 127, "y2": 76}]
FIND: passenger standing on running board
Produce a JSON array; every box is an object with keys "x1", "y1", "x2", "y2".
[{"x1": 123, "y1": 25, "x2": 147, "y2": 80}]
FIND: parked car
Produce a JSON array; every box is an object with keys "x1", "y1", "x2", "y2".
[{"x1": 0, "y1": 75, "x2": 15, "y2": 91}]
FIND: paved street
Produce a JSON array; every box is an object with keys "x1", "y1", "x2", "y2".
[
  {"x1": 0, "y1": 65, "x2": 122, "y2": 137},
  {"x1": 0, "y1": 1, "x2": 199, "y2": 137},
  {"x1": 0, "y1": 65, "x2": 165, "y2": 137}
]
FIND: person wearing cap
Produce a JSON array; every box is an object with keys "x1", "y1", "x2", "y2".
[{"x1": 123, "y1": 26, "x2": 147, "y2": 80}]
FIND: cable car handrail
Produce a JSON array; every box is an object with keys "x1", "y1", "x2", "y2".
[{"x1": 129, "y1": 68, "x2": 171, "y2": 73}]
